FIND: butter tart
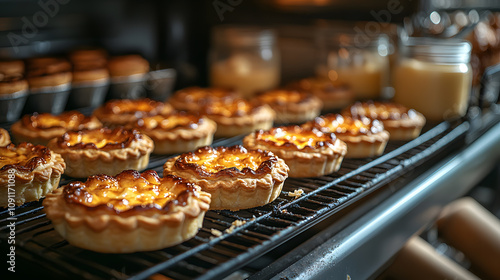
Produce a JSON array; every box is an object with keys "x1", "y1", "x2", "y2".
[
  {"x1": 47, "y1": 127, "x2": 154, "y2": 178},
  {"x1": 304, "y1": 114, "x2": 389, "y2": 158},
  {"x1": 11, "y1": 111, "x2": 103, "y2": 146},
  {"x1": 0, "y1": 128, "x2": 10, "y2": 147},
  {"x1": 243, "y1": 126, "x2": 347, "y2": 178},
  {"x1": 108, "y1": 55, "x2": 150, "y2": 78},
  {"x1": 93, "y1": 98, "x2": 174, "y2": 127},
  {"x1": 199, "y1": 98, "x2": 275, "y2": 138},
  {"x1": 288, "y1": 77, "x2": 355, "y2": 111},
  {"x1": 169, "y1": 86, "x2": 240, "y2": 112},
  {"x1": 26, "y1": 57, "x2": 72, "y2": 89},
  {"x1": 0, "y1": 73, "x2": 28, "y2": 96},
  {"x1": 43, "y1": 170, "x2": 211, "y2": 253},
  {"x1": 133, "y1": 113, "x2": 217, "y2": 154},
  {"x1": 163, "y1": 145, "x2": 289, "y2": 211},
  {"x1": 342, "y1": 102, "x2": 426, "y2": 140},
  {"x1": 0, "y1": 60, "x2": 25, "y2": 76},
  {"x1": 0, "y1": 143, "x2": 65, "y2": 207},
  {"x1": 255, "y1": 89, "x2": 323, "y2": 124}
]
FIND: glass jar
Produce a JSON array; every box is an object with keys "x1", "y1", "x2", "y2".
[
  {"x1": 209, "y1": 26, "x2": 280, "y2": 98},
  {"x1": 393, "y1": 38, "x2": 472, "y2": 122},
  {"x1": 316, "y1": 31, "x2": 390, "y2": 100}
]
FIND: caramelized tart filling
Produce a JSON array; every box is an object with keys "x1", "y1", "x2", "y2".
[
  {"x1": 21, "y1": 111, "x2": 98, "y2": 130},
  {"x1": 0, "y1": 143, "x2": 51, "y2": 172},
  {"x1": 202, "y1": 99, "x2": 257, "y2": 117},
  {"x1": 256, "y1": 89, "x2": 309, "y2": 105},
  {"x1": 254, "y1": 126, "x2": 337, "y2": 150},
  {"x1": 173, "y1": 87, "x2": 237, "y2": 103},
  {"x1": 174, "y1": 145, "x2": 277, "y2": 176},
  {"x1": 344, "y1": 102, "x2": 419, "y2": 120},
  {"x1": 102, "y1": 98, "x2": 172, "y2": 116},
  {"x1": 137, "y1": 113, "x2": 202, "y2": 130},
  {"x1": 310, "y1": 114, "x2": 385, "y2": 135},
  {"x1": 57, "y1": 128, "x2": 142, "y2": 150},
  {"x1": 63, "y1": 170, "x2": 195, "y2": 212}
]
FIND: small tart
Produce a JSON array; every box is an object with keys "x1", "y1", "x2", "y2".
[
  {"x1": 243, "y1": 126, "x2": 347, "y2": 178},
  {"x1": 199, "y1": 98, "x2": 275, "y2": 138},
  {"x1": 11, "y1": 111, "x2": 103, "y2": 146},
  {"x1": 0, "y1": 143, "x2": 65, "y2": 207},
  {"x1": 72, "y1": 66, "x2": 109, "y2": 84},
  {"x1": 163, "y1": 145, "x2": 289, "y2": 211},
  {"x1": 0, "y1": 73, "x2": 28, "y2": 95},
  {"x1": 288, "y1": 77, "x2": 355, "y2": 111},
  {"x1": 342, "y1": 102, "x2": 426, "y2": 140},
  {"x1": 93, "y1": 98, "x2": 174, "y2": 127},
  {"x1": 43, "y1": 170, "x2": 211, "y2": 253},
  {"x1": 0, "y1": 128, "x2": 10, "y2": 147},
  {"x1": 134, "y1": 113, "x2": 217, "y2": 154},
  {"x1": 108, "y1": 55, "x2": 150, "y2": 77},
  {"x1": 303, "y1": 114, "x2": 389, "y2": 158},
  {"x1": 255, "y1": 89, "x2": 323, "y2": 124},
  {"x1": 169, "y1": 86, "x2": 240, "y2": 111},
  {"x1": 26, "y1": 58, "x2": 72, "y2": 89},
  {"x1": 47, "y1": 127, "x2": 154, "y2": 178},
  {"x1": 69, "y1": 48, "x2": 108, "y2": 64},
  {"x1": 0, "y1": 60, "x2": 25, "y2": 75}
]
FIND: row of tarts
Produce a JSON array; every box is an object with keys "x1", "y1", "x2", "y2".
[{"x1": 0, "y1": 86, "x2": 426, "y2": 253}]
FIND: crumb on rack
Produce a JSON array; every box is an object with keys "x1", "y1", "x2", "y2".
[
  {"x1": 225, "y1": 219, "x2": 248, "y2": 234},
  {"x1": 288, "y1": 189, "x2": 304, "y2": 199},
  {"x1": 211, "y1": 228, "x2": 222, "y2": 237}
]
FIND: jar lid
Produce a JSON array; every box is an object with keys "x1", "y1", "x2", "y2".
[
  {"x1": 211, "y1": 26, "x2": 276, "y2": 47},
  {"x1": 403, "y1": 37, "x2": 471, "y2": 63}
]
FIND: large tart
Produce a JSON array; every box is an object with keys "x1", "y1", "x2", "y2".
[
  {"x1": 0, "y1": 143, "x2": 65, "y2": 207},
  {"x1": 199, "y1": 98, "x2": 275, "y2": 138},
  {"x1": 342, "y1": 102, "x2": 426, "y2": 140},
  {"x1": 11, "y1": 111, "x2": 103, "y2": 145},
  {"x1": 243, "y1": 126, "x2": 347, "y2": 178},
  {"x1": 47, "y1": 127, "x2": 154, "y2": 178},
  {"x1": 93, "y1": 98, "x2": 174, "y2": 127},
  {"x1": 43, "y1": 170, "x2": 211, "y2": 253},
  {"x1": 0, "y1": 128, "x2": 10, "y2": 147},
  {"x1": 255, "y1": 89, "x2": 323, "y2": 124},
  {"x1": 163, "y1": 145, "x2": 289, "y2": 211},
  {"x1": 303, "y1": 114, "x2": 389, "y2": 158},
  {"x1": 288, "y1": 77, "x2": 355, "y2": 111},
  {"x1": 169, "y1": 86, "x2": 240, "y2": 112},
  {"x1": 133, "y1": 113, "x2": 217, "y2": 154}
]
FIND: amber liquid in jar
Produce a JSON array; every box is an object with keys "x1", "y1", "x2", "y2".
[
  {"x1": 209, "y1": 26, "x2": 280, "y2": 98},
  {"x1": 393, "y1": 38, "x2": 472, "y2": 122}
]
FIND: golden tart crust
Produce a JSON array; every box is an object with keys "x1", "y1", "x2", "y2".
[
  {"x1": 304, "y1": 114, "x2": 389, "y2": 158},
  {"x1": 0, "y1": 128, "x2": 10, "y2": 147},
  {"x1": 169, "y1": 86, "x2": 240, "y2": 112},
  {"x1": 342, "y1": 102, "x2": 426, "y2": 140},
  {"x1": 93, "y1": 98, "x2": 174, "y2": 127},
  {"x1": 11, "y1": 111, "x2": 103, "y2": 146},
  {"x1": 0, "y1": 60, "x2": 25, "y2": 76},
  {"x1": 108, "y1": 55, "x2": 150, "y2": 77},
  {"x1": 288, "y1": 77, "x2": 355, "y2": 111},
  {"x1": 243, "y1": 126, "x2": 347, "y2": 178},
  {"x1": 200, "y1": 98, "x2": 275, "y2": 138},
  {"x1": 0, "y1": 143, "x2": 65, "y2": 207},
  {"x1": 134, "y1": 113, "x2": 217, "y2": 154},
  {"x1": 0, "y1": 74, "x2": 28, "y2": 95},
  {"x1": 255, "y1": 89, "x2": 323, "y2": 124},
  {"x1": 43, "y1": 170, "x2": 211, "y2": 253},
  {"x1": 26, "y1": 58, "x2": 72, "y2": 89},
  {"x1": 47, "y1": 127, "x2": 154, "y2": 178},
  {"x1": 164, "y1": 145, "x2": 289, "y2": 211}
]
